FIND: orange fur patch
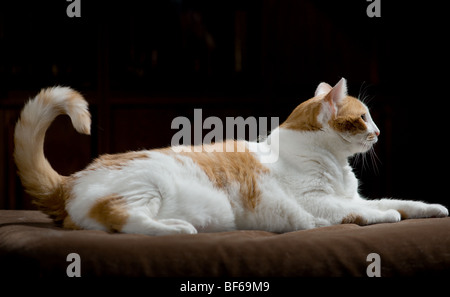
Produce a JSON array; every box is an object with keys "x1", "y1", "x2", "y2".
[
  {"x1": 329, "y1": 96, "x2": 367, "y2": 135},
  {"x1": 88, "y1": 151, "x2": 149, "y2": 170},
  {"x1": 397, "y1": 210, "x2": 408, "y2": 220},
  {"x1": 280, "y1": 97, "x2": 323, "y2": 131},
  {"x1": 63, "y1": 215, "x2": 82, "y2": 230},
  {"x1": 280, "y1": 95, "x2": 368, "y2": 135},
  {"x1": 38, "y1": 89, "x2": 91, "y2": 135},
  {"x1": 341, "y1": 213, "x2": 367, "y2": 225},
  {"x1": 88, "y1": 194, "x2": 129, "y2": 232},
  {"x1": 28, "y1": 176, "x2": 74, "y2": 225},
  {"x1": 168, "y1": 141, "x2": 269, "y2": 210}
]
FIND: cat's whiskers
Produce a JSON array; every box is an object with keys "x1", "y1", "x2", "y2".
[
  {"x1": 358, "y1": 83, "x2": 375, "y2": 107},
  {"x1": 360, "y1": 145, "x2": 369, "y2": 173},
  {"x1": 368, "y1": 145, "x2": 381, "y2": 174},
  {"x1": 353, "y1": 140, "x2": 380, "y2": 174}
]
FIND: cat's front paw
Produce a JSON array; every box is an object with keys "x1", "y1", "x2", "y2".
[
  {"x1": 377, "y1": 209, "x2": 402, "y2": 224},
  {"x1": 341, "y1": 209, "x2": 401, "y2": 226},
  {"x1": 398, "y1": 202, "x2": 448, "y2": 219},
  {"x1": 422, "y1": 204, "x2": 448, "y2": 218}
]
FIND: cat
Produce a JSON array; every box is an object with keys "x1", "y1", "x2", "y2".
[{"x1": 14, "y1": 78, "x2": 448, "y2": 235}]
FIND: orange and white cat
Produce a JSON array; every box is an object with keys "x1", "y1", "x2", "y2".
[{"x1": 14, "y1": 78, "x2": 448, "y2": 235}]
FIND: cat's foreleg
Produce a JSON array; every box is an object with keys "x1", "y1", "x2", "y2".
[
  {"x1": 361, "y1": 198, "x2": 448, "y2": 219},
  {"x1": 302, "y1": 194, "x2": 402, "y2": 226},
  {"x1": 252, "y1": 193, "x2": 332, "y2": 232}
]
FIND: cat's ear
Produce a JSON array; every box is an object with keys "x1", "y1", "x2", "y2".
[
  {"x1": 315, "y1": 82, "x2": 332, "y2": 97},
  {"x1": 327, "y1": 78, "x2": 347, "y2": 103},
  {"x1": 320, "y1": 78, "x2": 348, "y2": 120}
]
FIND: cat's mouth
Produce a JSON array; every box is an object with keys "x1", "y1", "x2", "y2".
[
  {"x1": 359, "y1": 133, "x2": 378, "y2": 146},
  {"x1": 338, "y1": 133, "x2": 378, "y2": 149},
  {"x1": 366, "y1": 133, "x2": 378, "y2": 143},
  {"x1": 366, "y1": 135, "x2": 378, "y2": 145}
]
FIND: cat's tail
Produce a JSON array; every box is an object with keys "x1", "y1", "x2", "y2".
[{"x1": 14, "y1": 87, "x2": 91, "y2": 222}]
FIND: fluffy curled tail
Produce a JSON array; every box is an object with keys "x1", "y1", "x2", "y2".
[{"x1": 14, "y1": 87, "x2": 91, "y2": 223}]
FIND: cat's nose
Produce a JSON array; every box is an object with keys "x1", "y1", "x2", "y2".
[{"x1": 375, "y1": 130, "x2": 380, "y2": 136}]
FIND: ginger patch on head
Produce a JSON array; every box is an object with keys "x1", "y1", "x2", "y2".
[
  {"x1": 329, "y1": 96, "x2": 368, "y2": 135},
  {"x1": 280, "y1": 94, "x2": 369, "y2": 136},
  {"x1": 89, "y1": 194, "x2": 129, "y2": 232},
  {"x1": 280, "y1": 97, "x2": 323, "y2": 132}
]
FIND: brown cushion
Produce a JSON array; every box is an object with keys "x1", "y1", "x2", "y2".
[{"x1": 1, "y1": 210, "x2": 449, "y2": 277}]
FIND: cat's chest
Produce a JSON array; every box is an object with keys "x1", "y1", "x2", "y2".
[{"x1": 338, "y1": 165, "x2": 359, "y2": 197}]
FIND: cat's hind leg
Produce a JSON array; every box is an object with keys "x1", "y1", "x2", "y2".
[
  {"x1": 122, "y1": 212, "x2": 198, "y2": 236},
  {"x1": 120, "y1": 194, "x2": 198, "y2": 236}
]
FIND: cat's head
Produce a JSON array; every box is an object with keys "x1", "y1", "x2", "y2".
[{"x1": 280, "y1": 78, "x2": 380, "y2": 156}]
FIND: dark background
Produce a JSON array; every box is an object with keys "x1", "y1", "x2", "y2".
[{"x1": 0, "y1": 0, "x2": 448, "y2": 209}]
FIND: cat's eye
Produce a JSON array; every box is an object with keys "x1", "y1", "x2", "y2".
[{"x1": 361, "y1": 114, "x2": 367, "y2": 122}]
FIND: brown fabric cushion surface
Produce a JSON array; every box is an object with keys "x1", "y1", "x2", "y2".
[{"x1": 1, "y1": 210, "x2": 449, "y2": 277}]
